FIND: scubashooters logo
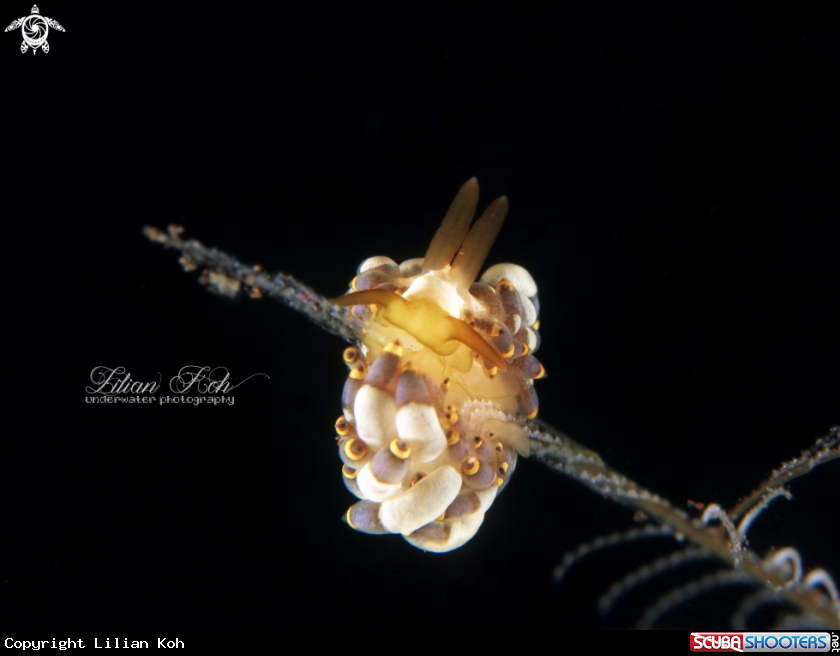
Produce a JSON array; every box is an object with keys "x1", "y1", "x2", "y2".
[
  {"x1": 4, "y1": 5, "x2": 65, "y2": 54},
  {"x1": 690, "y1": 632, "x2": 832, "y2": 652}
]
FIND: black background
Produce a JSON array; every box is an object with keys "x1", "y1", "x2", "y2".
[{"x1": 3, "y1": 2, "x2": 839, "y2": 630}]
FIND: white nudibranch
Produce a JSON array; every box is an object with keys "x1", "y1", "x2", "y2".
[{"x1": 332, "y1": 178, "x2": 544, "y2": 552}]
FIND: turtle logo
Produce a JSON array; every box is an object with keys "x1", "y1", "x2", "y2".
[{"x1": 4, "y1": 5, "x2": 65, "y2": 55}]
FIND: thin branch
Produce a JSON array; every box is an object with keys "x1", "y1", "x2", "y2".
[
  {"x1": 637, "y1": 569, "x2": 756, "y2": 629},
  {"x1": 729, "y1": 426, "x2": 840, "y2": 524},
  {"x1": 145, "y1": 225, "x2": 840, "y2": 628},
  {"x1": 523, "y1": 420, "x2": 839, "y2": 627},
  {"x1": 143, "y1": 225, "x2": 365, "y2": 345},
  {"x1": 598, "y1": 547, "x2": 716, "y2": 615},
  {"x1": 552, "y1": 525, "x2": 675, "y2": 584}
]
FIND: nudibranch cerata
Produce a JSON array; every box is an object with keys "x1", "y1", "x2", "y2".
[{"x1": 331, "y1": 178, "x2": 544, "y2": 552}]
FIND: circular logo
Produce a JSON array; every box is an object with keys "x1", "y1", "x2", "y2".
[{"x1": 21, "y1": 14, "x2": 47, "y2": 49}]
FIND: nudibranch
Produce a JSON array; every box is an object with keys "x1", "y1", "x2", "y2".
[{"x1": 332, "y1": 179, "x2": 544, "y2": 552}]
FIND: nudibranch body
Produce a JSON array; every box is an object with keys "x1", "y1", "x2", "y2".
[{"x1": 332, "y1": 179, "x2": 544, "y2": 552}]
